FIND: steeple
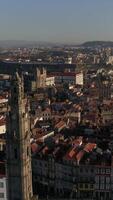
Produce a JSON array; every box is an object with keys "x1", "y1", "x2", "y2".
[{"x1": 6, "y1": 72, "x2": 33, "y2": 200}]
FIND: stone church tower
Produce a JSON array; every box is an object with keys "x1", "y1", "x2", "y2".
[
  {"x1": 6, "y1": 72, "x2": 34, "y2": 200},
  {"x1": 36, "y1": 67, "x2": 46, "y2": 88}
]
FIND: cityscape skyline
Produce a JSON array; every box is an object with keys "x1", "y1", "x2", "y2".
[
  {"x1": 1, "y1": 1, "x2": 113, "y2": 199},
  {"x1": 1, "y1": 0, "x2": 113, "y2": 44}
]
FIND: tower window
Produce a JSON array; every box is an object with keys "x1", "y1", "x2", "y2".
[
  {"x1": 0, "y1": 193, "x2": 4, "y2": 198},
  {"x1": 0, "y1": 182, "x2": 4, "y2": 188},
  {"x1": 14, "y1": 148, "x2": 18, "y2": 159},
  {"x1": 13, "y1": 87, "x2": 17, "y2": 94}
]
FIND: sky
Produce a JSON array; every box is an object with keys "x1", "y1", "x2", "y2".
[{"x1": 0, "y1": 0, "x2": 113, "y2": 44}]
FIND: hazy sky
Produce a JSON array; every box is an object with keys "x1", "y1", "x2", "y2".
[{"x1": 0, "y1": 0, "x2": 113, "y2": 43}]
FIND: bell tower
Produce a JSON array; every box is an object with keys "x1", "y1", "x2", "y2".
[{"x1": 6, "y1": 72, "x2": 34, "y2": 200}]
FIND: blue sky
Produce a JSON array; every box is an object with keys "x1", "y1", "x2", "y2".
[{"x1": 0, "y1": 0, "x2": 113, "y2": 43}]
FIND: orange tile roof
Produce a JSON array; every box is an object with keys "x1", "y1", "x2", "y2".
[
  {"x1": 76, "y1": 150, "x2": 85, "y2": 162},
  {"x1": 55, "y1": 120, "x2": 66, "y2": 129},
  {"x1": 69, "y1": 148, "x2": 76, "y2": 158},
  {"x1": 42, "y1": 146, "x2": 49, "y2": 154},
  {"x1": 72, "y1": 137, "x2": 83, "y2": 146},
  {"x1": 84, "y1": 143, "x2": 97, "y2": 152}
]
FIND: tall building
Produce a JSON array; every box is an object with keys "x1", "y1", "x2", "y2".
[
  {"x1": 76, "y1": 71, "x2": 84, "y2": 86},
  {"x1": 0, "y1": 162, "x2": 7, "y2": 200},
  {"x1": 106, "y1": 56, "x2": 113, "y2": 65},
  {"x1": 97, "y1": 73, "x2": 111, "y2": 100},
  {"x1": 36, "y1": 68, "x2": 46, "y2": 88},
  {"x1": 6, "y1": 72, "x2": 34, "y2": 200}
]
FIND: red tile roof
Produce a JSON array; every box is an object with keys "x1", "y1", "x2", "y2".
[
  {"x1": 84, "y1": 143, "x2": 97, "y2": 152},
  {"x1": 55, "y1": 120, "x2": 66, "y2": 129},
  {"x1": 76, "y1": 150, "x2": 85, "y2": 162}
]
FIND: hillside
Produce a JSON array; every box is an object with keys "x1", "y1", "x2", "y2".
[{"x1": 82, "y1": 41, "x2": 113, "y2": 47}]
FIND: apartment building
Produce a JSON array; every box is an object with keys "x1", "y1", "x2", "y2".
[{"x1": 32, "y1": 136, "x2": 113, "y2": 200}]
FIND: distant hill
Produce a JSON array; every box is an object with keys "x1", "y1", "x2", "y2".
[
  {"x1": 1, "y1": 40, "x2": 113, "y2": 48},
  {"x1": 82, "y1": 41, "x2": 113, "y2": 47},
  {"x1": 0, "y1": 40, "x2": 62, "y2": 48}
]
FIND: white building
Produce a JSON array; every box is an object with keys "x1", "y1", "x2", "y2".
[
  {"x1": 0, "y1": 176, "x2": 7, "y2": 200},
  {"x1": 65, "y1": 111, "x2": 81, "y2": 124},
  {"x1": 107, "y1": 56, "x2": 113, "y2": 65},
  {"x1": 47, "y1": 72, "x2": 75, "y2": 85},
  {"x1": 65, "y1": 57, "x2": 72, "y2": 64},
  {"x1": 95, "y1": 166, "x2": 111, "y2": 199},
  {"x1": 46, "y1": 77, "x2": 55, "y2": 86},
  {"x1": 42, "y1": 108, "x2": 52, "y2": 121},
  {"x1": 48, "y1": 72, "x2": 84, "y2": 86},
  {"x1": 0, "y1": 125, "x2": 6, "y2": 135},
  {"x1": 0, "y1": 116, "x2": 6, "y2": 135},
  {"x1": 76, "y1": 72, "x2": 84, "y2": 86}
]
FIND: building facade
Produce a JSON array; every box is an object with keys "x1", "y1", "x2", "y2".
[
  {"x1": 36, "y1": 68, "x2": 46, "y2": 88},
  {"x1": 0, "y1": 176, "x2": 7, "y2": 200},
  {"x1": 6, "y1": 73, "x2": 34, "y2": 200},
  {"x1": 32, "y1": 156, "x2": 113, "y2": 200}
]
